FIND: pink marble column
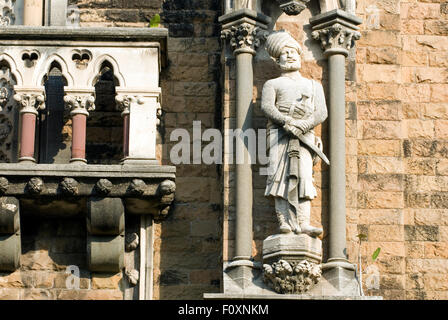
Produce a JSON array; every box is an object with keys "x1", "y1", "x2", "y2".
[
  {"x1": 64, "y1": 93, "x2": 95, "y2": 164},
  {"x1": 13, "y1": 92, "x2": 45, "y2": 163},
  {"x1": 71, "y1": 113, "x2": 87, "y2": 161}
]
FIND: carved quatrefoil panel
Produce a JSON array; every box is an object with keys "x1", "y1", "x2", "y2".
[
  {"x1": 71, "y1": 49, "x2": 92, "y2": 69},
  {"x1": 21, "y1": 50, "x2": 40, "y2": 68}
]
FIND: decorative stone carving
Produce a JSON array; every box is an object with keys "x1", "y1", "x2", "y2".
[
  {"x1": 263, "y1": 259, "x2": 321, "y2": 294},
  {"x1": 125, "y1": 268, "x2": 139, "y2": 286},
  {"x1": 13, "y1": 93, "x2": 46, "y2": 115},
  {"x1": 261, "y1": 31, "x2": 327, "y2": 236},
  {"x1": 221, "y1": 22, "x2": 269, "y2": 54},
  {"x1": 128, "y1": 179, "x2": 146, "y2": 196},
  {"x1": 125, "y1": 232, "x2": 139, "y2": 252},
  {"x1": 0, "y1": 0, "x2": 15, "y2": 26},
  {"x1": 64, "y1": 94, "x2": 95, "y2": 116},
  {"x1": 60, "y1": 177, "x2": 79, "y2": 196},
  {"x1": 0, "y1": 67, "x2": 12, "y2": 111},
  {"x1": 95, "y1": 178, "x2": 113, "y2": 195},
  {"x1": 0, "y1": 177, "x2": 8, "y2": 194},
  {"x1": 276, "y1": 0, "x2": 310, "y2": 15},
  {"x1": 115, "y1": 95, "x2": 144, "y2": 116},
  {"x1": 26, "y1": 177, "x2": 44, "y2": 195},
  {"x1": 21, "y1": 50, "x2": 39, "y2": 68},
  {"x1": 71, "y1": 49, "x2": 92, "y2": 69},
  {"x1": 311, "y1": 23, "x2": 361, "y2": 53},
  {"x1": 159, "y1": 179, "x2": 176, "y2": 196},
  {"x1": 66, "y1": 4, "x2": 80, "y2": 27}
]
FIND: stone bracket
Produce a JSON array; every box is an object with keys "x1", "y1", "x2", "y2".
[
  {"x1": 87, "y1": 197, "x2": 125, "y2": 272},
  {"x1": 0, "y1": 197, "x2": 21, "y2": 271},
  {"x1": 276, "y1": 0, "x2": 310, "y2": 15}
]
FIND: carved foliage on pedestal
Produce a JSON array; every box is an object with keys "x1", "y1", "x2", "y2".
[
  {"x1": 263, "y1": 259, "x2": 322, "y2": 294},
  {"x1": 0, "y1": 0, "x2": 15, "y2": 26},
  {"x1": 311, "y1": 23, "x2": 361, "y2": 52},
  {"x1": 276, "y1": 0, "x2": 310, "y2": 15},
  {"x1": 221, "y1": 23, "x2": 268, "y2": 54}
]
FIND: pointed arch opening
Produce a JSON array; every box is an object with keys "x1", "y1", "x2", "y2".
[{"x1": 86, "y1": 60, "x2": 122, "y2": 164}]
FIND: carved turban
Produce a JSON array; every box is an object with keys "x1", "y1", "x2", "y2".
[{"x1": 265, "y1": 31, "x2": 303, "y2": 59}]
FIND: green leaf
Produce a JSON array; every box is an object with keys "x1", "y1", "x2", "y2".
[
  {"x1": 150, "y1": 14, "x2": 160, "y2": 28},
  {"x1": 372, "y1": 247, "x2": 381, "y2": 261},
  {"x1": 357, "y1": 233, "x2": 367, "y2": 241}
]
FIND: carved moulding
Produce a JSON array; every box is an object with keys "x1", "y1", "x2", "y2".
[{"x1": 276, "y1": 0, "x2": 310, "y2": 15}]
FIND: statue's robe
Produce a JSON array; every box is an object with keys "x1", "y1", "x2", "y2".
[{"x1": 261, "y1": 74, "x2": 328, "y2": 229}]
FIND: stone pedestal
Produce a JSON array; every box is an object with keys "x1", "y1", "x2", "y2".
[{"x1": 262, "y1": 234, "x2": 322, "y2": 294}]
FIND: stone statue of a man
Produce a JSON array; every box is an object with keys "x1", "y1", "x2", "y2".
[{"x1": 261, "y1": 31, "x2": 328, "y2": 237}]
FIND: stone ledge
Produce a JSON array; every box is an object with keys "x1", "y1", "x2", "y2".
[{"x1": 203, "y1": 293, "x2": 383, "y2": 300}]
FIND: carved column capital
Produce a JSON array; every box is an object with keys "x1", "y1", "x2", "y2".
[
  {"x1": 219, "y1": 9, "x2": 271, "y2": 56},
  {"x1": 276, "y1": 0, "x2": 310, "y2": 15},
  {"x1": 221, "y1": 22, "x2": 269, "y2": 55},
  {"x1": 13, "y1": 92, "x2": 46, "y2": 115},
  {"x1": 311, "y1": 23, "x2": 361, "y2": 56},
  {"x1": 115, "y1": 94, "x2": 144, "y2": 116},
  {"x1": 64, "y1": 93, "x2": 95, "y2": 116},
  {"x1": 310, "y1": 9, "x2": 362, "y2": 57}
]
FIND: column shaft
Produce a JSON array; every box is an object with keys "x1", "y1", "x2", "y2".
[
  {"x1": 23, "y1": 0, "x2": 44, "y2": 26},
  {"x1": 328, "y1": 53, "x2": 347, "y2": 262},
  {"x1": 234, "y1": 52, "x2": 253, "y2": 261},
  {"x1": 71, "y1": 113, "x2": 87, "y2": 162},
  {"x1": 123, "y1": 114, "x2": 130, "y2": 158},
  {"x1": 19, "y1": 112, "x2": 37, "y2": 161}
]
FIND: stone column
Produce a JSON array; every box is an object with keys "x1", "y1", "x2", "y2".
[
  {"x1": 115, "y1": 90, "x2": 160, "y2": 165},
  {"x1": 63, "y1": 89, "x2": 95, "y2": 164},
  {"x1": 310, "y1": 9, "x2": 362, "y2": 293},
  {"x1": 219, "y1": 9, "x2": 270, "y2": 289},
  {"x1": 13, "y1": 88, "x2": 46, "y2": 163},
  {"x1": 23, "y1": 0, "x2": 43, "y2": 26}
]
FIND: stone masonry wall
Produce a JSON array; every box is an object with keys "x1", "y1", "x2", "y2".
[{"x1": 353, "y1": 0, "x2": 448, "y2": 300}]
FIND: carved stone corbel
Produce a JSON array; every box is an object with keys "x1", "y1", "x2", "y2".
[
  {"x1": 156, "y1": 179, "x2": 175, "y2": 219},
  {"x1": 0, "y1": 197, "x2": 20, "y2": 271},
  {"x1": 276, "y1": 0, "x2": 310, "y2": 15},
  {"x1": 87, "y1": 197, "x2": 125, "y2": 272}
]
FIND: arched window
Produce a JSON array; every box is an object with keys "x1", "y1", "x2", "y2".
[
  {"x1": 38, "y1": 61, "x2": 70, "y2": 163},
  {"x1": 86, "y1": 61, "x2": 122, "y2": 164}
]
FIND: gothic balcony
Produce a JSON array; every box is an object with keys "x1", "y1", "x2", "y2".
[{"x1": 0, "y1": 26, "x2": 175, "y2": 273}]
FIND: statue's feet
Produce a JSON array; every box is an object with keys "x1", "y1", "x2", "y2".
[
  {"x1": 280, "y1": 223, "x2": 292, "y2": 233},
  {"x1": 301, "y1": 225, "x2": 323, "y2": 237}
]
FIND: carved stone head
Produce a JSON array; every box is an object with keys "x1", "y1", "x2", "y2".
[{"x1": 265, "y1": 31, "x2": 303, "y2": 71}]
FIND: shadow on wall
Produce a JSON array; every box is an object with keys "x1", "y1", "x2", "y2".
[{"x1": 156, "y1": 0, "x2": 223, "y2": 300}]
